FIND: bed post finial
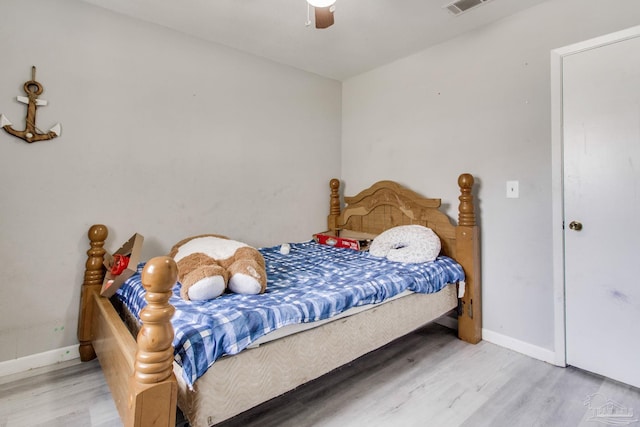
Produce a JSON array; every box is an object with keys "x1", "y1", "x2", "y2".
[
  {"x1": 458, "y1": 173, "x2": 475, "y2": 227},
  {"x1": 128, "y1": 256, "x2": 178, "y2": 426},
  {"x1": 85, "y1": 224, "x2": 108, "y2": 285},
  {"x1": 135, "y1": 256, "x2": 177, "y2": 384},
  {"x1": 328, "y1": 178, "x2": 341, "y2": 232},
  {"x1": 78, "y1": 224, "x2": 108, "y2": 362}
]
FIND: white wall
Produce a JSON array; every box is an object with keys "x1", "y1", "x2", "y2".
[
  {"x1": 0, "y1": 0, "x2": 341, "y2": 362},
  {"x1": 342, "y1": 0, "x2": 640, "y2": 354}
]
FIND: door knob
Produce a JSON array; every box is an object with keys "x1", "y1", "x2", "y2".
[{"x1": 569, "y1": 221, "x2": 583, "y2": 231}]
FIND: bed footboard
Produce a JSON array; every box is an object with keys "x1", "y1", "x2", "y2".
[{"x1": 77, "y1": 225, "x2": 178, "y2": 426}]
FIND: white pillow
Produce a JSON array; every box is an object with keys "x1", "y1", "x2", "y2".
[{"x1": 369, "y1": 225, "x2": 441, "y2": 263}]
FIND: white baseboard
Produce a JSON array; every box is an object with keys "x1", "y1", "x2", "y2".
[
  {"x1": 0, "y1": 345, "x2": 81, "y2": 382},
  {"x1": 435, "y1": 319, "x2": 558, "y2": 366},
  {"x1": 482, "y1": 328, "x2": 558, "y2": 365}
]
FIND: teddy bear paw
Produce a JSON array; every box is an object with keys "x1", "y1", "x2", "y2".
[
  {"x1": 228, "y1": 273, "x2": 263, "y2": 295},
  {"x1": 187, "y1": 276, "x2": 226, "y2": 301}
]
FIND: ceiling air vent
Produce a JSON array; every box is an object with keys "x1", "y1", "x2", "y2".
[{"x1": 443, "y1": 0, "x2": 492, "y2": 16}]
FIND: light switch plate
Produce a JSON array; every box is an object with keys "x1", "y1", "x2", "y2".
[{"x1": 506, "y1": 181, "x2": 519, "y2": 198}]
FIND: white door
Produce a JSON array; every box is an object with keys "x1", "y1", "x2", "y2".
[{"x1": 563, "y1": 32, "x2": 640, "y2": 388}]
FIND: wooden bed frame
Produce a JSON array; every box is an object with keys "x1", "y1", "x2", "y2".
[{"x1": 77, "y1": 173, "x2": 481, "y2": 427}]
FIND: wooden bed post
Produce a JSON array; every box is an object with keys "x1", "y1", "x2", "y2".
[
  {"x1": 77, "y1": 224, "x2": 108, "y2": 362},
  {"x1": 126, "y1": 256, "x2": 178, "y2": 427},
  {"x1": 328, "y1": 178, "x2": 341, "y2": 232},
  {"x1": 456, "y1": 174, "x2": 482, "y2": 344}
]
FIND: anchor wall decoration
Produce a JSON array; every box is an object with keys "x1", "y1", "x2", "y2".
[{"x1": 0, "y1": 66, "x2": 61, "y2": 143}]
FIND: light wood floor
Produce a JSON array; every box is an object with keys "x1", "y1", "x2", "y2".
[{"x1": 1, "y1": 324, "x2": 639, "y2": 427}]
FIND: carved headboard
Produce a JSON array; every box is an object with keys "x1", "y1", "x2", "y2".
[{"x1": 326, "y1": 177, "x2": 474, "y2": 259}]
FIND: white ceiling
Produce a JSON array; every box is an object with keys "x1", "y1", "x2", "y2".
[{"x1": 80, "y1": 0, "x2": 549, "y2": 81}]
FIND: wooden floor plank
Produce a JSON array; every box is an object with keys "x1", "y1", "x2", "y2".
[{"x1": 1, "y1": 324, "x2": 638, "y2": 427}]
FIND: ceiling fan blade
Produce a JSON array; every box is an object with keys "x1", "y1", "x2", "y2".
[{"x1": 314, "y1": 6, "x2": 334, "y2": 29}]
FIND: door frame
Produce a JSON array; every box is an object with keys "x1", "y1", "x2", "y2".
[{"x1": 550, "y1": 25, "x2": 640, "y2": 367}]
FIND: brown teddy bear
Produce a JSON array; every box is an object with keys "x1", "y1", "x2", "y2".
[{"x1": 168, "y1": 234, "x2": 267, "y2": 301}]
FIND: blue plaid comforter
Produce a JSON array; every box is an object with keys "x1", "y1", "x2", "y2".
[{"x1": 115, "y1": 240, "x2": 465, "y2": 388}]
